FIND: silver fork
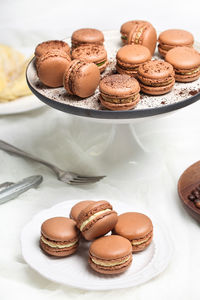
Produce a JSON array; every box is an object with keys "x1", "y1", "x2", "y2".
[{"x1": 0, "y1": 140, "x2": 105, "y2": 185}]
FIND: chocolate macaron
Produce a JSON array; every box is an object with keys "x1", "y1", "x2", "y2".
[
  {"x1": 36, "y1": 49, "x2": 71, "y2": 87},
  {"x1": 158, "y1": 29, "x2": 194, "y2": 57},
  {"x1": 71, "y1": 28, "x2": 104, "y2": 49},
  {"x1": 120, "y1": 20, "x2": 154, "y2": 45},
  {"x1": 113, "y1": 212, "x2": 153, "y2": 252},
  {"x1": 40, "y1": 217, "x2": 79, "y2": 257},
  {"x1": 72, "y1": 44, "x2": 108, "y2": 73},
  {"x1": 76, "y1": 200, "x2": 118, "y2": 241},
  {"x1": 127, "y1": 21, "x2": 157, "y2": 55},
  {"x1": 63, "y1": 59, "x2": 100, "y2": 98},
  {"x1": 116, "y1": 44, "x2": 151, "y2": 77},
  {"x1": 165, "y1": 46, "x2": 200, "y2": 82},
  {"x1": 35, "y1": 40, "x2": 71, "y2": 58},
  {"x1": 99, "y1": 74, "x2": 140, "y2": 111},
  {"x1": 137, "y1": 60, "x2": 175, "y2": 95},
  {"x1": 89, "y1": 235, "x2": 132, "y2": 274},
  {"x1": 70, "y1": 200, "x2": 94, "y2": 222}
]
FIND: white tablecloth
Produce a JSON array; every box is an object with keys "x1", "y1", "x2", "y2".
[{"x1": 1, "y1": 0, "x2": 200, "y2": 298}]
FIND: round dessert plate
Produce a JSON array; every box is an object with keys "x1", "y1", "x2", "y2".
[
  {"x1": 21, "y1": 199, "x2": 173, "y2": 290},
  {"x1": 0, "y1": 94, "x2": 45, "y2": 115},
  {"x1": 26, "y1": 30, "x2": 200, "y2": 120}
]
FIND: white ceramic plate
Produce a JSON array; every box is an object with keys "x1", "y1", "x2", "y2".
[
  {"x1": 21, "y1": 199, "x2": 173, "y2": 290},
  {"x1": 0, "y1": 94, "x2": 45, "y2": 115}
]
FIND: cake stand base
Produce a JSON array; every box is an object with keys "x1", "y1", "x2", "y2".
[{"x1": 72, "y1": 117, "x2": 164, "y2": 180}]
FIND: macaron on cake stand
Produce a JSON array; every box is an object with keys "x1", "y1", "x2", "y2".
[{"x1": 27, "y1": 31, "x2": 200, "y2": 177}]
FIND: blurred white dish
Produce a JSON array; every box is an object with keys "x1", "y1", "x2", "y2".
[{"x1": 0, "y1": 94, "x2": 45, "y2": 115}]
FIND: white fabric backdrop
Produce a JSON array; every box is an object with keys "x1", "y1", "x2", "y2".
[{"x1": 0, "y1": 0, "x2": 200, "y2": 299}]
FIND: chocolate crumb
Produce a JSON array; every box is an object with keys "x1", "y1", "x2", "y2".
[
  {"x1": 161, "y1": 101, "x2": 166, "y2": 105},
  {"x1": 189, "y1": 89, "x2": 200, "y2": 96}
]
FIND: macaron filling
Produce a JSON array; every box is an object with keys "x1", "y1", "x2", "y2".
[
  {"x1": 101, "y1": 94, "x2": 138, "y2": 104},
  {"x1": 131, "y1": 234, "x2": 152, "y2": 246},
  {"x1": 121, "y1": 35, "x2": 128, "y2": 41},
  {"x1": 175, "y1": 66, "x2": 200, "y2": 75},
  {"x1": 134, "y1": 25, "x2": 147, "y2": 44},
  {"x1": 91, "y1": 255, "x2": 131, "y2": 267},
  {"x1": 117, "y1": 61, "x2": 139, "y2": 71},
  {"x1": 41, "y1": 236, "x2": 78, "y2": 249},
  {"x1": 96, "y1": 60, "x2": 106, "y2": 67},
  {"x1": 80, "y1": 208, "x2": 112, "y2": 231}
]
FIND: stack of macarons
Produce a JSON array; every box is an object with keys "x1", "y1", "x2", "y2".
[
  {"x1": 40, "y1": 200, "x2": 153, "y2": 275},
  {"x1": 34, "y1": 22, "x2": 200, "y2": 111}
]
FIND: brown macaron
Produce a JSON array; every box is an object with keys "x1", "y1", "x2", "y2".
[
  {"x1": 36, "y1": 49, "x2": 71, "y2": 87},
  {"x1": 71, "y1": 28, "x2": 104, "y2": 49},
  {"x1": 72, "y1": 44, "x2": 108, "y2": 73},
  {"x1": 120, "y1": 20, "x2": 153, "y2": 45},
  {"x1": 99, "y1": 74, "x2": 140, "y2": 111},
  {"x1": 113, "y1": 212, "x2": 153, "y2": 252},
  {"x1": 40, "y1": 217, "x2": 79, "y2": 257},
  {"x1": 137, "y1": 60, "x2": 175, "y2": 95},
  {"x1": 165, "y1": 46, "x2": 200, "y2": 82},
  {"x1": 127, "y1": 21, "x2": 157, "y2": 55},
  {"x1": 158, "y1": 29, "x2": 194, "y2": 57},
  {"x1": 76, "y1": 200, "x2": 118, "y2": 241},
  {"x1": 35, "y1": 40, "x2": 71, "y2": 58},
  {"x1": 70, "y1": 200, "x2": 95, "y2": 222},
  {"x1": 63, "y1": 59, "x2": 100, "y2": 98},
  {"x1": 89, "y1": 235, "x2": 132, "y2": 274},
  {"x1": 116, "y1": 44, "x2": 151, "y2": 77}
]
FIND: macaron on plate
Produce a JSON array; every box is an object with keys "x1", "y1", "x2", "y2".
[
  {"x1": 27, "y1": 30, "x2": 200, "y2": 120},
  {"x1": 21, "y1": 199, "x2": 173, "y2": 290}
]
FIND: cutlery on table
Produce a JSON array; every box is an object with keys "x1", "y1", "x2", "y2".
[
  {"x1": 0, "y1": 140, "x2": 105, "y2": 185},
  {"x1": 0, "y1": 175, "x2": 43, "y2": 204}
]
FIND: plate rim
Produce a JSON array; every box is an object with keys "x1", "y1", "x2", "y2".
[{"x1": 21, "y1": 198, "x2": 174, "y2": 291}]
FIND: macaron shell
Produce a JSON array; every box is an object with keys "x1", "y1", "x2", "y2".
[
  {"x1": 71, "y1": 44, "x2": 107, "y2": 64},
  {"x1": 70, "y1": 200, "x2": 95, "y2": 221},
  {"x1": 165, "y1": 47, "x2": 200, "y2": 70},
  {"x1": 113, "y1": 212, "x2": 153, "y2": 240},
  {"x1": 35, "y1": 40, "x2": 71, "y2": 57},
  {"x1": 100, "y1": 93, "x2": 140, "y2": 111},
  {"x1": 90, "y1": 235, "x2": 132, "y2": 259},
  {"x1": 81, "y1": 211, "x2": 118, "y2": 240},
  {"x1": 40, "y1": 238, "x2": 78, "y2": 257},
  {"x1": 88, "y1": 255, "x2": 132, "y2": 274},
  {"x1": 41, "y1": 217, "x2": 78, "y2": 242},
  {"x1": 116, "y1": 45, "x2": 152, "y2": 65},
  {"x1": 120, "y1": 20, "x2": 149, "y2": 35},
  {"x1": 74, "y1": 63, "x2": 100, "y2": 98},
  {"x1": 37, "y1": 51, "x2": 71, "y2": 87},
  {"x1": 141, "y1": 25, "x2": 157, "y2": 55},
  {"x1": 71, "y1": 28, "x2": 104, "y2": 48},
  {"x1": 158, "y1": 29, "x2": 194, "y2": 47},
  {"x1": 137, "y1": 60, "x2": 174, "y2": 80}
]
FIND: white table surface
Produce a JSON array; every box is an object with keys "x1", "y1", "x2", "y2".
[{"x1": 0, "y1": 0, "x2": 200, "y2": 299}]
